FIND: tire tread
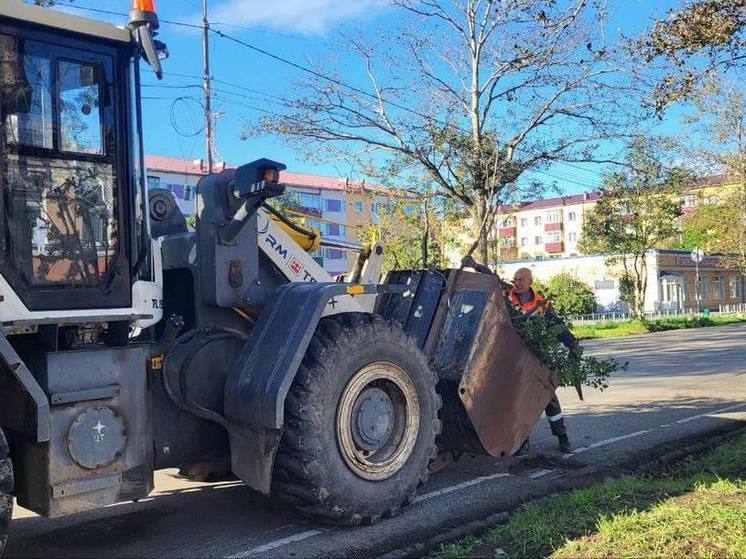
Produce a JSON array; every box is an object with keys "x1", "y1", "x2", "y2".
[
  {"x1": 0, "y1": 427, "x2": 14, "y2": 557},
  {"x1": 273, "y1": 314, "x2": 440, "y2": 525}
]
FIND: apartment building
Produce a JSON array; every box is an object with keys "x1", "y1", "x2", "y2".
[
  {"x1": 144, "y1": 155, "x2": 389, "y2": 276},
  {"x1": 493, "y1": 175, "x2": 741, "y2": 262},
  {"x1": 496, "y1": 192, "x2": 600, "y2": 260}
]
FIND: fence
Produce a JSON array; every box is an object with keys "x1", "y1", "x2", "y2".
[
  {"x1": 719, "y1": 303, "x2": 746, "y2": 314},
  {"x1": 569, "y1": 308, "x2": 696, "y2": 325}
]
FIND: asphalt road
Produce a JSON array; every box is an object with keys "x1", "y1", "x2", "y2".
[{"x1": 7, "y1": 323, "x2": 746, "y2": 559}]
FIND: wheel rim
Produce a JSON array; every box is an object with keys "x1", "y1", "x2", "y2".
[{"x1": 337, "y1": 361, "x2": 420, "y2": 481}]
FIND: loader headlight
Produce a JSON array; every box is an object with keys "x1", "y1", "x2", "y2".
[{"x1": 234, "y1": 159, "x2": 286, "y2": 198}]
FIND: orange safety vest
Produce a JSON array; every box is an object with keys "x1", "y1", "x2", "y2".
[{"x1": 507, "y1": 287, "x2": 550, "y2": 317}]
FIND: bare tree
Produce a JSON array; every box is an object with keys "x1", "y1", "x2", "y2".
[{"x1": 256, "y1": 0, "x2": 640, "y2": 263}]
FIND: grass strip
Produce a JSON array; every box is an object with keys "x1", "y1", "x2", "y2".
[
  {"x1": 437, "y1": 433, "x2": 746, "y2": 559},
  {"x1": 572, "y1": 315, "x2": 746, "y2": 340}
]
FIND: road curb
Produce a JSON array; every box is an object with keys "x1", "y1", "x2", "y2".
[{"x1": 375, "y1": 422, "x2": 746, "y2": 559}]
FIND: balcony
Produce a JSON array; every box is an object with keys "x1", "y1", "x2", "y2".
[
  {"x1": 300, "y1": 206, "x2": 322, "y2": 217},
  {"x1": 545, "y1": 242, "x2": 564, "y2": 254},
  {"x1": 499, "y1": 226, "x2": 517, "y2": 236},
  {"x1": 544, "y1": 222, "x2": 563, "y2": 232}
]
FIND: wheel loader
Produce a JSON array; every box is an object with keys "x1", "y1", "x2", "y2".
[{"x1": 0, "y1": 2, "x2": 557, "y2": 554}]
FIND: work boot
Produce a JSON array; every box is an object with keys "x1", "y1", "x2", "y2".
[{"x1": 557, "y1": 434, "x2": 572, "y2": 454}]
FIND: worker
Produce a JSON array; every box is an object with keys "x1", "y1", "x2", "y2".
[{"x1": 461, "y1": 256, "x2": 574, "y2": 453}]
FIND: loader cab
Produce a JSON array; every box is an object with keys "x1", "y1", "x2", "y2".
[{"x1": 0, "y1": 3, "x2": 151, "y2": 312}]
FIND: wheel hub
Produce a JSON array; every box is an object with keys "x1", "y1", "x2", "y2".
[
  {"x1": 336, "y1": 361, "x2": 420, "y2": 481},
  {"x1": 351, "y1": 387, "x2": 394, "y2": 450}
]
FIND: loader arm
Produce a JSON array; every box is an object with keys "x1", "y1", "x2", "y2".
[{"x1": 255, "y1": 207, "x2": 381, "y2": 315}]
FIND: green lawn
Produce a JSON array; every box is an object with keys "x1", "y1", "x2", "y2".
[
  {"x1": 572, "y1": 315, "x2": 746, "y2": 340},
  {"x1": 438, "y1": 432, "x2": 746, "y2": 559}
]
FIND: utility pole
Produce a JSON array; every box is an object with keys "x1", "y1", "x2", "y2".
[{"x1": 202, "y1": 0, "x2": 213, "y2": 175}]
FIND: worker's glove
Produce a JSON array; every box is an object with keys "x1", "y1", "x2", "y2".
[{"x1": 461, "y1": 255, "x2": 477, "y2": 269}]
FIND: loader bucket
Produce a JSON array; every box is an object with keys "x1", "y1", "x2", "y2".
[{"x1": 378, "y1": 270, "x2": 557, "y2": 457}]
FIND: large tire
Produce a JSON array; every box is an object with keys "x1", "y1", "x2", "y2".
[
  {"x1": 0, "y1": 427, "x2": 13, "y2": 557},
  {"x1": 273, "y1": 314, "x2": 441, "y2": 525}
]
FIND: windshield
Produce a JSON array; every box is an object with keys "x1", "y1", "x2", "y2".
[{"x1": 0, "y1": 35, "x2": 120, "y2": 290}]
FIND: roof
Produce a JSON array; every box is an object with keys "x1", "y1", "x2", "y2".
[
  {"x1": 498, "y1": 174, "x2": 737, "y2": 214},
  {"x1": 500, "y1": 192, "x2": 601, "y2": 213},
  {"x1": 144, "y1": 154, "x2": 392, "y2": 194},
  {"x1": 0, "y1": 1, "x2": 132, "y2": 44}
]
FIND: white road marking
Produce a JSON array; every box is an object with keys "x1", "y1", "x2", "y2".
[
  {"x1": 222, "y1": 402, "x2": 746, "y2": 558},
  {"x1": 226, "y1": 529, "x2": 325, "y2": 558},
  {"x1": 527, "y1": 468, "x2": 555, "y2": 479},
  {"x1": 566, "y1": 429, "x2": 651, "y2": 457},
  {"x1": 674, "y1": 402, "x2": 746, "y2": 424},
  {"x1": 412, "y1": 472, "x2": 513, "y2": 504}
]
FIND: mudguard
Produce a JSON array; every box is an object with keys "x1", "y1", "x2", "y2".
[
  {"x1": 0, "y1": 330, "x2": 50, "y2": 442},
  {"x1": 224, "y1": 281, "x2": 385, "y2": 494}
]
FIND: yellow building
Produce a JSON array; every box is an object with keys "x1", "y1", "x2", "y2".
[{"x1": 483, "y1": 174, "x2": 740, "y2": 264}]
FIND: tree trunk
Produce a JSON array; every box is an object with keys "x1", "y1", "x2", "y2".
[
  {"x1": 469, "y1": 198, "x2": 490, "y2": 264},
  {"x1": 421, "y1": 207, "x2": 430, "y2": 268},
  {"x1": 633, "y1": 254, "x2": 648, "y2": 318}
]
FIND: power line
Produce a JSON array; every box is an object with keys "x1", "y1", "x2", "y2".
[
  {"x1": 59, "y1": 0, "x2": 624, "y2": 180},
  {"x1": 209, "y1": 28, "x2": 456, "y2": 128},
  {"x1": 554, "y1": 161, "x2": 606, "y2": 176},
  {"x1": 142, "y1": 83, "x2": 203, "y2": 90},
  {"x1": 54, "y1": 1, "x2": 204, "y2": 29}
]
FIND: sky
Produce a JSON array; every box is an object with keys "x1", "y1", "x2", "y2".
[{"x1": 49, "y1": 0, "x2": 687, "y2": 197}]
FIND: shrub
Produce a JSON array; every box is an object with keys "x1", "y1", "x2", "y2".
[{"x1": 542, "y1": 273, "x2": 596, "y2": 316}]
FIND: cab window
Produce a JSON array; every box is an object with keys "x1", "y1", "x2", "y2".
[{"x1": 0, "y1": 35, "x2": 120, "y2": 291}]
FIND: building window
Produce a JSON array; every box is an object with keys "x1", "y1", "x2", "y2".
[
  {"x1": 322, "y1": 223, "x2": 346, "y2": 237},
  {"x1": 728, "y1": 276, "x2": 742, "y2": 299},
  {"x1": 353, "y1": 201, "x2": 364, "y2": 214},
  {"x1": 534, "y1": 235, "x2": 543, "y2": 245},
  {"x1": 503, "y1": 236, "x2": 515, "y2": 248},
  {"x1": 546, "y1": 210, "x2": 562, "y2": 223},
  {"x1": 568, "y1": 232, "x2": 577, "y2": 242},
  {"x1": 299, "y1": 193, "x2": 321, "y2": 210},
  {"x1": 324, "y1": 198, "x2": 344, "y2": 212},
  {"x1": 534, "y1": 216, "x2": 542, "y2": 226},
  {"x1": 568, "y1": 211, "x2": 577, "y2": 222},
  {"x1": 520, "y1": 217, "x2": 528, "y2": 227},
  {"x1": 147, "y1": 175, "x2": 161, "y2": 189},
  {"x1": 520, "y1": 237, "x2": 528, "y2": 247},
  {"x1": 547, "y1": 231, "x2": 561, "y2": 243},
  {"x1": 326, "y1": 248, "x2": 346, "y2": 260},
  {"x1": 501, "y1": 217, "x2": 515, "y2": 228},
  {"x1": 697, "y1": 277, "x2": 708, "y2": 300},
  {"x1": 712, "y1": 277, "x2": 722, "y2": 299}
]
